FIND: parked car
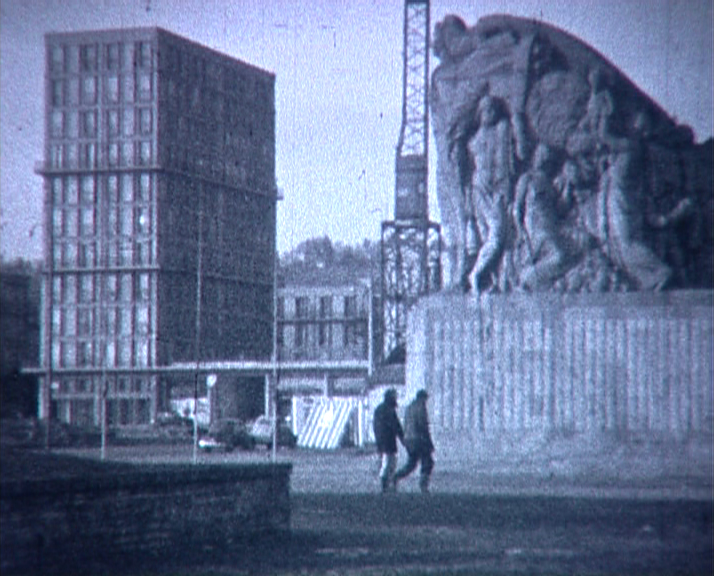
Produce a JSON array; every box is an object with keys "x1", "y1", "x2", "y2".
[
  {"x1": 249, "y1": 416, "x2": 297, "y2": 449},
  {"x1": 198, "y1": 419, "x2": 255, "y2": 452}
]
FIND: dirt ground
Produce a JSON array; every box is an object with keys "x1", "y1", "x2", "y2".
[{"x1": 41, "y1": 440, "x2": 713, "y2": 575}]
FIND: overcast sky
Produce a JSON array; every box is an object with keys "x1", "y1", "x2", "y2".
[{"x1": 1, "y1": 0, "x2": 712, "y2": 261}]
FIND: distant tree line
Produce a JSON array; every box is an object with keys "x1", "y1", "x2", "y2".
[{"x1": 278, "y1": 236, "x2": 381, "y2": 291}]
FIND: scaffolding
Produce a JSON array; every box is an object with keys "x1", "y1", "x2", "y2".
[{"x1": 381, "y1": 0, "x2": 441, "y2": 363}]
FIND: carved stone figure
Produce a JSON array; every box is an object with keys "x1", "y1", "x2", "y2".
[
  {"x1": 461, "y1": 95, "x2": 522, "y2": 292},
  {"x1": 513, "y1": 144, "x2": 569, "y2": 291},
  {"x1": 431, "y1": 14, "x2": 713, "y2": 293}
]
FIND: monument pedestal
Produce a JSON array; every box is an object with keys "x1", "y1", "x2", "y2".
[{"x1": 406, "y1": 290, "x2": 714, "y2": 453}]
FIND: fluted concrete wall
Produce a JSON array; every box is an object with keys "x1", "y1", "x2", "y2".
[{"x1": 406, "y1": 291, "x2": 714, "y2": 439}]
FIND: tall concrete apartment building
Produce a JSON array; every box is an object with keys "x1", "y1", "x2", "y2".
[{"x1": 37, "y1": 28, "x2": 276, "y2": 428}]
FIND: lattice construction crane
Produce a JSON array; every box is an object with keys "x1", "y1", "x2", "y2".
[{"x1": 381, "y1": 0, "x2": 441, "y2": 364}]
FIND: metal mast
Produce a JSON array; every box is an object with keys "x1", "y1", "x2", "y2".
[{"x1": 381, "y1": 0, "x2": 441, "y2": 363}]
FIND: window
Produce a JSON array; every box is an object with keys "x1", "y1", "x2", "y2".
[
  {"x1": 51, "y1": 80, "x2": 63, "y2": 107},
  {"x1": 106, "y1": 75, "x2": 119, "y2": 103},
  {"x1": 64, "y1": 275, "x2": 76, "y2": 303},
  {"x1": 52, "y1": 308, "x2": 61, "y2": 335},
  {"x1": 51, "y1": 111, "x2": 64, "y2": 137},
  {"x1": 319, "y1": 296, "x2": 332, "y2": 318},
  {"x1": 136, "y1": 274, "x2": 150, "y2": 300},
  {"x1": 137, "y1": 42, "x2": 152, "y2": 68},
  {"x1": 108, "y1": 143, "x2": 119, "y2": 166},
  {"x1": 80, "y1": 176, "x2": 95, "y2": 203},
  {"x1": 62, "y1": 341, "x2": 76, "y2": 367},
  {"x1": 78, "y1": 309, "x2": 92, "y2": 336},
  {"x1": 118, "y1": 339, "x2": 132, "y2": 366},
  {"x1": 79, "y1": 275, "x2": 94, "y2": 302},
  {"x1": 135, "y1": 306, "x2": 149, "y2": 334},
  {"x1": 120, "y1": 274, "x2": 132, "y2": 302},
  {"x1": 106, "y1": 175, "x2": 118, "y2": 202},
  {"x1": 63, "y1": 308, "x2": 76, "y2": 336},
  {"x1": 122, "y1": 108, "x2": 134, "y2": 136},
  {"x1": 139, "y1": 108, "x2": 152, "y2": 134},
  {"x1": 121, "y1": 142, "x2": 132, "y2": 166},
  {"x1": 80, "y1": 143, "x2": 96, "y2": 168},
  {"x1": 135, "y1": 341, "x2": 149, "y2": 367},
  {"x1": 67, "y1": 78, "x2": 79, "y2": 105},
  {"x1": 108, "y1": 206, "x2": 118, "y2": 236},
  {"x1": 119, "y1": 307, "x2": 133, "y2": 334},
  {"x1": 81, "y1": 76, "x2": 97, "y2": 104},
  {"x1": 105, "y1": 275, "x2": 118, "y2": 301},
  {"x1": 344, "y1": 296, "x2": 356, "y2": 318},
  {"x1": 295, "y1": 297, "x2": 308, "y2": 318},
  {"x1": 135, "y1": 207, "x2": 149, "y2": 234},
  {"x1": 107, "y1": 109, "x2": 119, "y2": 136},
  {"x1": 65, "y1": 209, "x2": 78, "y2": 236},
  {"x1": 80, "y1": 208, "x2": 94, "y2": 236},
  {"x1": 106, "y1": 43, "x2": 120, "y2": 70},
  {"x1": 80, "y1": 44, "x2": 97, "y2": 72},
  {"x1": 81, "y1": 110, "x2": 96, "y2": 137},
  {"x1": 78, "y1": 242, "x2": 95, "y2": 267},
  {"x1": 53, "y1": 209, "x2": 64, "y2": 238},
  {"x1": 51, "y1": 145, "x2": 63, "y2": 168},
  {"x1": 138, "y1": 173, "x2": 151, "y2": 201},
  {"x1": 78, "y1": 341, "x2": 93, "y2": 367},
  {"x1": 138, "y1": 141, "x2": 151, "y2": 165},
  {"x1": 120, "y1": 175, "x2": 133, "y2": 202},
  {"x1": 137, "y1": 72, "x2": 152, "y2": 100},
  {"x1": 120, "y1": 206, "x2": 133, "y2": 235},
  {"x1": 64, "y1": 143, "x2": 77, "y2": 167},
  {"x1": 122, "y1": 74, "x2": 134, "y2": 102},
  {"x1": 52, "y1": 277, "x2": 62, "y2": 303},
  {"x1": 50, "y1": 45, "x2": 64, "y2": 73}
]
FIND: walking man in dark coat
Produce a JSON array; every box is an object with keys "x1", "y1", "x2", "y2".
[
  {"x1": 372, "y1": 388, "x2": 404, "y2": 493},
  {"x1": 394, "y1": 390, "x2": 434, "y2": 493}
]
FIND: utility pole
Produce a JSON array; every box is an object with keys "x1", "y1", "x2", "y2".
[{"x1": 192, "y1": 205, "x2": 203, "y2": 465}]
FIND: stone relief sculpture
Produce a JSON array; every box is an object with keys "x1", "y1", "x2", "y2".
[{"x1": 432, "y1": 14, "x2": 713, "y2": 293}]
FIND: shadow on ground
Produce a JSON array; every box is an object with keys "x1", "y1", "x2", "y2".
[{"x1": 128, "y1": 492, "x2": 712, "y2": 576}]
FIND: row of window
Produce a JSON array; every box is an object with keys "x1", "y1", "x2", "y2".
[
  {"x1": 50, "y1": 107, "x2": 153, "y2": 139},
  {"x1": 49, "y1": 41, "x2": 153, "y2": 75},
  {"x1": 50, "y1": 72, "x2": 152, "y2": 107},
  {"x1": 53, "y1": 376, "x2": 150, "y2": 396},
  {"x1": 48, "y1": 140, "x2": 153, "y2": 169},
  {"x1": 53, "y1": 204, "x2": 152, "y2": 239},
  {"x1": 52, "y1": 305, "x2": 151, "y2": 342},
  {"x1": 51, "y1": 335, "x2": 152, "y2": 368},
  {"x1": 53, "y1": 273, "x2": 153, "y2": 305},
  {"x1": 53, "y1": 238, "x2": 154, "y2": 269},
  {"x1": 52, "y1": 397, "x2": 151, "y2": 427},
  {"x1": 280, "y1": 295, "x2": 361, "y2": 320},
  {"x1": 162, "y1": 43, "x2": 270, "y2": 102},
  {"x1": 52, "y1": 174, "x2": 153, "y2": 206}
]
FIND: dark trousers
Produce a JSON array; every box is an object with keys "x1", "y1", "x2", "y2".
[{"x1": 394, "y1": 443, "x2": 434, "y2": 491}]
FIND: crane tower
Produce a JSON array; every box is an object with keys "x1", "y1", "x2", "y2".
[{"x1": 381, "y1": 0, "x2": 441, "y2": 363}]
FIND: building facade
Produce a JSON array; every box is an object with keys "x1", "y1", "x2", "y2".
[
  {"x1": 0, "y1": 264, "x2": 41, "y2": 417},
  {"x1": 37, "y1": 28, "x2": 276, "y2": 428}
]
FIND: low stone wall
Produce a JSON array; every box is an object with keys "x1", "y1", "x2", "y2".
[
  {"x1": 407, "y1": 290, "x2": 714, "y2": 444},
  {"x1": 1, "y1": 450, "x2": 291, "y2": 574}
]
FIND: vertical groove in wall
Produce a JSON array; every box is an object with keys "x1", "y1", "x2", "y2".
[
  {"x1": 690, "y1": 317, "x2": 702, "y2": 432},
  {"x1": 433, "y1": 315, "x2": 442, "y2": 429},
  {"x1": 497, "y1": 316, "x2": 506, "y2": 430},
  {"x1": 454, "y1": 314, "x2": 463, "y2": 431},
  {"x1": 412, "y1": 294, "x2": 713, "y2": 438},
  {"x1": 575, "y1": 314, "x2": 585, "y2": 431}
]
